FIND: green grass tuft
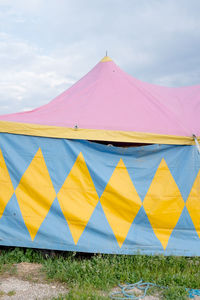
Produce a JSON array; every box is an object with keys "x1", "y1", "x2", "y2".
[{"x1": 7, "y1": 290, "x2": 16, "y2": 296}]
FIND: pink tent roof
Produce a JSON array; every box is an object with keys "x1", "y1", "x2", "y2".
[{"x1": 0, "y1": 56, "x2": 199, "y2": 144}]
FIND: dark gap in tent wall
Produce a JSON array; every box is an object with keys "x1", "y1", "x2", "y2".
[{"x1": 88, "y1": 140, "x2": 152, "y2": 148}]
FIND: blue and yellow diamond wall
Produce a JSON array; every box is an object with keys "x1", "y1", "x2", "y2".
[{"x1": 0, "y1": 132, "x2": 200, "y2": 256}]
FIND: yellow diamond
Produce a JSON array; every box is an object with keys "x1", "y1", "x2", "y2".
[
  {"x1": 100, "y1": 159, "x2": 142, "y2": 248},
  {"x1": 57, "y1": 152, "x2": 99, "y2": 244},
  {"x1": 0, "y1": 149, "x2": 14, "y2": 218},
  {"x1": 15, "y1": 148, "x2": 56, "y2": 240},
  {"x1": 186, "y1": 171, "x2": 200, "y2": 238},
  {"x1": 143, "y1": 158, "x2": 184, "y2": 250}
]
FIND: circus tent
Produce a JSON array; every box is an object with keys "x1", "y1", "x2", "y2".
[{"x1": 0, "y1": 56, "x2": 200, "y2": 255}]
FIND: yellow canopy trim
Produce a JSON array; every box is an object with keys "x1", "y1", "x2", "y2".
[
  {"x1": 0, "y1": 121, "x2": 197, "y2": 145},
  {"x1": 101, "y1": 56, "x2": 112, "y2": 62}
]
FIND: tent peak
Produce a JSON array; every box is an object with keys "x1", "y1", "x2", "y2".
[{"x1": 100, "y1": 56, "x2": 112, "y2": 62}]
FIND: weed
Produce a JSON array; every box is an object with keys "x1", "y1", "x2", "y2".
[
  {"x1": 52, "y1": 288, "x2": 110, "y2": 299},
  {"x1": 0, "y1": 263, "x2": 17, "y2": 276},
  {"x1": 163, "y1": 286, "x2": 187, "y2": 300},
  {"x1": 7, "y1": 290, "x2": 16, "y2": 296},
  {"x1": 0, "y1": 290, "x2": 16, "y2": 297},
  {"x1": 0, "y1": 290, "x2": 5, "y2": 296}
]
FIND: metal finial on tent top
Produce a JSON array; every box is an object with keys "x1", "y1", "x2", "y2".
[
  {"x1": 193, "y1": 134, "x2": 200, "y2": 154},
  {"x1": 106, "y1": 50, "x2": 108, "y2": 56}
]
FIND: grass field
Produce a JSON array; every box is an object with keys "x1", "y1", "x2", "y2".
[{"x1": 0, "y1": 247, "x2": 199, "y2": 299}]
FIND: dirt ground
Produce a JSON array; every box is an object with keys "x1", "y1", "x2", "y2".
[
  {"x1": 0, "y1": 263, "x2": 199, "y2": 299},
  {"x1": 0, "y1": 263, "x2": 68, "y2": 299}
]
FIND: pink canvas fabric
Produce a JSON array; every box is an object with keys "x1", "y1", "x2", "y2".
[{"x1": 0, "y1": 58, "x2": 199, "y2": 137}]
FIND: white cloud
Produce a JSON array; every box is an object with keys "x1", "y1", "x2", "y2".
[
  {"x1": 0, "y1": 0, "x2": 200, "y2": 114},
  {"x1": 0, "y1": 33, "x2": 83, "y2": 113}
]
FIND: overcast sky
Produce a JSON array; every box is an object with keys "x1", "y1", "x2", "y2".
[{"x1": 0, "y1": 0, "x2": 200, "y2": 114}]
